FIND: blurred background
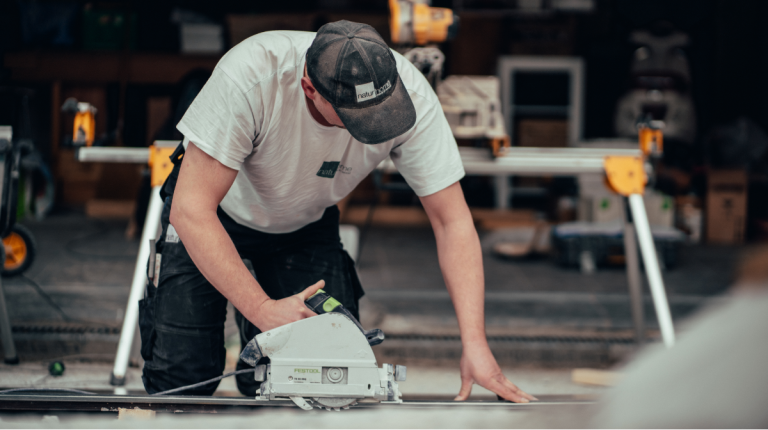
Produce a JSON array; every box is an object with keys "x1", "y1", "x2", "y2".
[{"x1": 0, "y1": 0, "x2": 767, "y2": 426}]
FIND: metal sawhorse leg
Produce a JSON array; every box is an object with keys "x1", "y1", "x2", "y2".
[
  {"x1": 78, "y1": 142, "x2": 178, "y2": 392},
  {"x1": 605, "y1": 155, "x2": 675, "y2": 348}
]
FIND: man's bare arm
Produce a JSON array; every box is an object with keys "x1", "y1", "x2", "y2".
[
  {"x1": 170, "y1": 142, "x2": 323, "y2": 331},
  {"x1": 420, "y1": 182, "x2": 537, "y2": 403}
]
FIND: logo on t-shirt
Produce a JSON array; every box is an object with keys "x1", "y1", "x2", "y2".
[
  {"x1": 317, "y1": 161, "x2": 340, "y2": 178},
  {"x1": 317, "y1": 161, "x2": 353, "y2": 178}
]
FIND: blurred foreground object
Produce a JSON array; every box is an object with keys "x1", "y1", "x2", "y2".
[{"x1": 591, "y1": 288, "x2": 768, "y2": 427}]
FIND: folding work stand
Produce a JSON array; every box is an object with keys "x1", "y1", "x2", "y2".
[
  {"x1": 377, "y1": 142, "x2": 676, "y2": 349},
  {"x1": 77, "y1": 140, "x2": 178, "y2": 392}
]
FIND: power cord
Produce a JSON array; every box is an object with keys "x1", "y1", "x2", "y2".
[
  {"x1": 0, "y1": 368, "x2": 258, "y2": 397},
  {"x1": 0, "y1": 388, "x2": 97, "y2": 395},
  {"x1": 149, "y1": 368, "x2": 256, "y2": 396},
  {"x1": 18, "y1": 275, "x2": 73, "y2": 322},
  {"x1": 64, "y1": 220, "x2": 136, "y2": 260}
]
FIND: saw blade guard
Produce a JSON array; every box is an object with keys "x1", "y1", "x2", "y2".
[{"x1": 242, "y1": 313, "x2": 406, "y2": 410}]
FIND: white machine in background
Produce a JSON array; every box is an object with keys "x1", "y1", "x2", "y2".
[
  {"x1": 390, "y1": 0, "x2": 510, "y2": 155},
  {"x1": 437, "y1": 75, "x2": 508, "y2": 147},
  {"x1": 614, "y1": 30, "x2": 697, "y2": 145}
]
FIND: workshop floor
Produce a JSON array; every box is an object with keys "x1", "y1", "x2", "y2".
[{"x1": 0, "y1": 211, "x2": 743, "y2": 398}]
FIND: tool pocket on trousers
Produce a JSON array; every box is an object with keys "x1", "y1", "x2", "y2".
[
  {"x1": 138, "y1": 297, "x2": 156, "y2": 361},
  {"x1": 343, "y1": 250, "x2": 365, "y2": 302}
]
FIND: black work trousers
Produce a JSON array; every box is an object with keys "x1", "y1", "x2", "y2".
[{"x1": 139, "y1": 167, "x2": 363, "y2": 396}]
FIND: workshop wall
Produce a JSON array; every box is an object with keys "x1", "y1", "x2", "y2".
[{"x1": 0, "y1": 0, "x2": 766, "y2": 234}]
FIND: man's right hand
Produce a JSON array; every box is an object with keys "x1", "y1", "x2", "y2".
[{"x1": 252, "y1": 280, "x2": 326, "y2": 332}]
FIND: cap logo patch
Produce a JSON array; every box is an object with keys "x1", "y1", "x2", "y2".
[{"x1": 355, "y1": 80, "x2": 392, "y2": 103}]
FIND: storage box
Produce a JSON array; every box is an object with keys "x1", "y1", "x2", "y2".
[
  {"x1": 180, "y1": 24, "x2": 223, "y2": 54},
  {"x1": 552, "y1": 221, "x2": 685, "y2": 269},
  {"x1": 707, "y1": 170, "x2": 748, "y2": 244},
  {"x1": 577, "y1": 173, "x2": 674, "y2": 226},
  {"x1": 82, "y1": 9, "x2": 136, "y2": 51}
]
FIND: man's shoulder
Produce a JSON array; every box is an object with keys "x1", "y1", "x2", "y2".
[
  {"x1": 215, "y1": 31, "x2": 316, "y2": 92},
  {"x1": 392, "y1": 49, "x2": 439, "y2": 107}
]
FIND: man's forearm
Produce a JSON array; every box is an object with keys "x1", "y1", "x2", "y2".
[
  {"x1": 433, "y1": 216, "x2": 488, "y2": 347},
  {"x1": 170, "y1": 205, "x2": 270, "y2": 324}
]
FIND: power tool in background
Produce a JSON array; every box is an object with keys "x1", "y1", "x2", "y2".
[
  {"x1": 389, "y1": 0, "x2": 458, "y2": 90},
  {"x1": 240, "y1": 289, "x2": 405, "y2": 411},
  {"x1": 389, "y1": 0, "x2": 459, "y2": 46},
  {"x1": 61, "y1": 97, "x2": 97, "y2": 147},
  {"x1": 0, "y1": 126, "x2": 37, "y2": 278},
  {"x1": 388, "y1": 0, "x2": 510, "y2": 158}
]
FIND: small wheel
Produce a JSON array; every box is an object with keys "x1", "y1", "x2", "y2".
[{"x1": 2, "y1": 224, "x2": 36, "y2": 277}]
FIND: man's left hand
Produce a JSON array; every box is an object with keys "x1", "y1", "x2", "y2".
[{"x1": 454, "y1": 345, "x2": 538, "y2": 403}]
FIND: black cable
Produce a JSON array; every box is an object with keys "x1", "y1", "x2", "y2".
[
  {"x1": 19, "y1": 275, "x2": 73, "y2": 322},
  {"x1": 150, "y1": 368, "x2": 256, "y2": 396},
  {"x1": 64, "y1": 220, "x2": 136, "y2": 260},
  {"x1": 0, "y1": 369, "x2": 256, "y2": 397},
  {"x1": 0, "y1": 388, "x2": 97, "y2": 395},
  {"x1": 16, "y1": 275, "x2": 108, "y2": 325}
]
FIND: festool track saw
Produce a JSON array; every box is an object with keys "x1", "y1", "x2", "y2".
[{"x1": 240, "y1": 290, "x2": 406, "y2": 411}]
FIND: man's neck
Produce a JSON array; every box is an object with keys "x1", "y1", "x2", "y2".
[{"x1": 305, "y1": 96, "x2": 334, "y2": 127}]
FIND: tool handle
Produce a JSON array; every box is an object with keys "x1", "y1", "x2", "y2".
[{"x1": 306, "y1": 290, "x2": 385, "y2": 347}]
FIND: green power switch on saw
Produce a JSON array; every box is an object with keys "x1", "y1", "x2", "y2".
[{"x1": 305, "y1": 289, "x2": 385, "y2": 346}]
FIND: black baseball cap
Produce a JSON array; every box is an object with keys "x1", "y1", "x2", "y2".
[{"x1": 306, "y1": 20, "x2": 417, "y2": 144}]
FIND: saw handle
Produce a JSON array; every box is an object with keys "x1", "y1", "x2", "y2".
[{"x1": 305, "y1": 290, "x2": 385, "y2": 346}]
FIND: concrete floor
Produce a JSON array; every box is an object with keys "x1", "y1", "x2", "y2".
[
  {"x1": 0, "y1": 361, "x2": 607, "y2": 399},
  {"x1": 0, "y1": 212, "x2": 741, "y2": 396}
]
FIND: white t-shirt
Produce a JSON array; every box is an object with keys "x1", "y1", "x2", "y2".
[{"x1": 177, "y1": 31, "x2": 464, "y2": 234}]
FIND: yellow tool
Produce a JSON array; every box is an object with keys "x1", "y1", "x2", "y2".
[
  {"x1": 637, "y1": 116, "x2": 664, "y2": 157},
  {"x1": 389, "y1": 0, "x2": 459, "y2": 45},
  {"x1": 61, "y1": 98, "x2": 97, "y2": 147}
]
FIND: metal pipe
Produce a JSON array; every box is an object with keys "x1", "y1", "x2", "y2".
[
  {"x1": 622, "y1": 222, "x2": 645, "y2": 345},
  {"x1": 77, "y1": 147, "x2": 149, "y2": 164},
  {"x1": 377, "y1": 147, "x2": 642, "y2": 175},
  {"x1": 110, "y1": 186, "x2": 164, "y2": 388},
  {"x1": 628, "y1": 194, "x2": 675, "y2": 348}
]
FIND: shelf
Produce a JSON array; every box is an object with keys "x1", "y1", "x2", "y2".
[
  {"x1": 511, "y1": 105, "x2": 570, "y2": 116},
  {"x1": 4, "y1": 51, "x2": 221, "y2": 84}
]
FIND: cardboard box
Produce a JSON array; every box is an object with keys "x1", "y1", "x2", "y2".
[
  {"x1": 707, "y1": 170, "x2": 748, "y2": 244},
  {"x1": 516, "y1": 119, "x2": 568, "y2": 147}
]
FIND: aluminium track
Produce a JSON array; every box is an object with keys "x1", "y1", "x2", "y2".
[{"x1": 0, "y1": 394, "x2": 596, "y2": 414}]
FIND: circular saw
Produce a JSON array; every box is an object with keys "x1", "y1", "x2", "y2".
[{"x1": 240, "y1": 290, "x2": 406, "y2": 411}]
